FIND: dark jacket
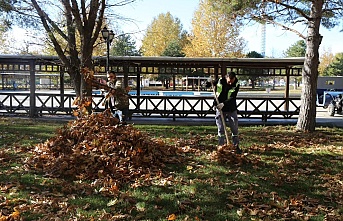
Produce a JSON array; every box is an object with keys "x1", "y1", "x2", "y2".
[{"x1": 214, "y1": 77, "x2": 240, "y2": 112}]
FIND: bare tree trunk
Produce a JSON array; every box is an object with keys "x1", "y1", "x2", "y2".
[
  {"x1": 72, "y1": 69, "x2": 82, "y2": 97},
  {"x1": 81, "y1": 51, "x2": 94, "y2": 114},
  {"x1": 296, "y1": 1, "x2": 323, "y2": 132}
]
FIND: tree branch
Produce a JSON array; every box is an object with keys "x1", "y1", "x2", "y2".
[
  {"x1": 108, "y1": 0, "x2": 137, "y2": 7},
  {"x1": 258, "y1": 15, "x2": 307, "y2": 39},
  {"x1": 87, "y1": 0, "x2": 100, "y2": 33},
  {"x1": 68, "y1": 0, "x2": 82, "y2": 35},
  {"x1": 30, "y1": 0, "x2": 70, "y2": 68},
  {"x1": 91, "y1": 0, "x2": 106, "y2": 46},
  {"x1": 266, "y1": 0, "x2": 311, "y2": 20},
  {"x1": 322, "y1": 7, "x2": 343, "y2": 14}
]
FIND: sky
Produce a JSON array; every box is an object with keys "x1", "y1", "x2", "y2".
[
  {"x1": 6, "y1": 0, "x2": 343, "y2": 57},
  {"x1": 118, "y1": 0, "x2": 343, "y2": 57}
]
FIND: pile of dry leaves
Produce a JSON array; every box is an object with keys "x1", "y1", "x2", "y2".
[
  {"x1": 210, "y1": 145, "x2": 261, "y2": 166},
  {"x1": 26, "y1": 110, "x2": 179, "y2": 188}
]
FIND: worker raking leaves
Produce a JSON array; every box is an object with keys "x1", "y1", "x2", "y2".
[
  {"x1": 212, "y1": 71, "x2": 242, "y2": 154},
  {"x1": 104, "y1": 71, "x2": 130, "y2": 123},
  {"x1": 81, "y1": 68, "x2": 129, "y2": 122}
]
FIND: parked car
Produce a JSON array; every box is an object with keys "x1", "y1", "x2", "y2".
[
  {"x1": 327, "y1": 93, "x2": 343, "y2": 116},
  {"x1": 317, "y1": 91, "x2": 343, "y2": 108}
]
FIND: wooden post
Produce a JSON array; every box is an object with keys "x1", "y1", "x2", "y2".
[
  {"x1": 29, "y1": 59, "x2": 37, "y2": 118},
  {"x1": 60, "y1": 67, "x2": 65, "y2": 110},
  {"x1": 284, "y1": 67, "x2": 290, "y2": 111}
]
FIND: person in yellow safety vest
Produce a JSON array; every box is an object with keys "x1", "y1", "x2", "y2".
[{"x1": 214, "y1": 71, "x2": 242, "y2": 154}]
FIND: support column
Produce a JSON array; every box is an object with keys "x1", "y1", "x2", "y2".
[
  {"x1": 1, "y1": 74, "x2": 4, "y2": 90},
  {"x1": 221, "y1": 63, "x2": 226, "y2": 78},
  {"x1": 123, "y1": 62, "x2": 129, "y2": 88},
  {"x1": 135, "y1": 66, "x2": 142, "y2": 119},
  {"x1": 173, "y1": 73, "x2": 176, "y2": 91},
  {"x1": 29, "y1": 60, "x2": 37, "y2": 118},
  {"x1": 284, "y1": 67, "x2": 290, "y2": 111},
  {"x1": 60, "y1": 67, "x2": 65, "y2": 109}
]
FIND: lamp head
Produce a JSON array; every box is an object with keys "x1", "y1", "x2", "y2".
[{"x1": 101, "y1": 26, "x2": 109, "y2": 39}]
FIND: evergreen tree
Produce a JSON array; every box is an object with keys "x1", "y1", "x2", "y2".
[
  {"x1": 323, "y1": 53, "x2": 343, "y2": 76},
  {"x1": 246, "y1": 51, "x2": 263, "y2": 58},
  {"x1": 245, "y1": 51, "x2": 264, "y2": 88},
  {"x1": 284, "y1": 40, "x2": 306, "y2": 57},
  {"x1": 157, "y1": 40, "x2": 186, "y2": 89},
  {"x1": 161, "y1": 40, "x2": 185, "y2": 57},
  {"x1": 111, "y1": 34, "x2": 140, "y2": 56}
]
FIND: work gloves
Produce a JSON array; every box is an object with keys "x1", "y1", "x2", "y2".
[{"x1": 217, "y1": 103, "x2": 224, "y2": 110}]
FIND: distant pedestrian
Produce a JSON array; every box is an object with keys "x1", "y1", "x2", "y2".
[
  {"x1": 13, "y1": 81, "x2": 18, "y2": 90},
  {"x1": 213, "y1": 72, "x2": 242, "y2": 154}
]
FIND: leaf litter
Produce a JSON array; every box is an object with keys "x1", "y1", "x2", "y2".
[
  {"x1": 1, "y1": 114, "x2": 343, "y2": 220},
  {"x1": 26, "y1": 110, "x2": 180, "y2": 188}
]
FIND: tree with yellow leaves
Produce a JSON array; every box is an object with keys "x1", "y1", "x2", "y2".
[
  {"x1": 318, "y1": 49, "x2": 335, "y2": 76},
  {"x1": 183, "y1": 0, "x2": 246, "y2": 58},
  {"x1": 141, "y1": 12, "x2": 185, "y2": 56}
]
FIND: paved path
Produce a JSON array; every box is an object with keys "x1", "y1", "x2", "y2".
[
  {"x1": 313, "y1": 108, "x2": 343, "y2": 128},
  {"x1": 128, "y1": 115, "x2": 343, "y2": 128},
  {"x1": 126, "y1": 107, "x2": 343, "y2": 128},
  {"x1": 34, "y1": 107, "x2": 343, "y2": 128}
]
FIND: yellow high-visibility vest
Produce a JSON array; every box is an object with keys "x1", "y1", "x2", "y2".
[{"x1": 216, "y1": 78, "x2": 236, "y2": 98}]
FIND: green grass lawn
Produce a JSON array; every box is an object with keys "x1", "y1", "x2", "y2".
[{"x1": 0, "y1": 117, "x2": 342, "y2": 221}]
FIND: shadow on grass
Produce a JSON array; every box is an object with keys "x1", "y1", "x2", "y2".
[
  {"x1": 1, "y1": 118, "x2": 342, "y2": 220},
  {"x1": 127, "y1": 126, "x2": 343, "y2": 220}
]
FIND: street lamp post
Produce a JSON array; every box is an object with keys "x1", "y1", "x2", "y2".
[{"x1": 101, "y1": 27, "x2": 115, "y2": 74}]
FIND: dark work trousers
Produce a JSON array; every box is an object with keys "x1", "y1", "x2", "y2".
[
  {"x1": 105, "y1": 96, "x2": 116, "y2": 116},
  {"x1": 215, "y1": 109, "x2": 239, "y2": 146}
]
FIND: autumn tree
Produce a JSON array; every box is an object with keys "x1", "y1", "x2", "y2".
[
  {"x1": 322, "y1": 52, "x2": 343, "y2": 76},
  {"x1": 284, "y1": 40, "x2": 306, "y2": 58},
  {"x1": 318, "y1": 49, "x2": 335, "y2": 76},
  {"x1": 209, "y1": 0, "x2": 343, "y2": 132},
  {"x1": 141, "y1": 12, "x2": 185, "y2": 56},
  {"x1": 183, "y1": 0, "x2": 246, "y2": 58}
]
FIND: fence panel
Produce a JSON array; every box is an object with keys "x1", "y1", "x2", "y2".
[{"x1": 0, "y1": 92, "x2": 301, "y2": 121}]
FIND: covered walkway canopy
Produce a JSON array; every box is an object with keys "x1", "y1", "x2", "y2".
[
  {"x1": 0, "y1": 54, "x2": 304, "y2": 90},
  {"x1": 0, "y1": 55, "x2": 304, "y2": 118},
  {"x1": 0, "y1": 55, "x2": 304, "y2": 75}
]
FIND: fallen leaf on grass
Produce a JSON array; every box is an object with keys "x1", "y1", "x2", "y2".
[{"x1": 167, "y1": 213, "x2": 177, "y2": 220}]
